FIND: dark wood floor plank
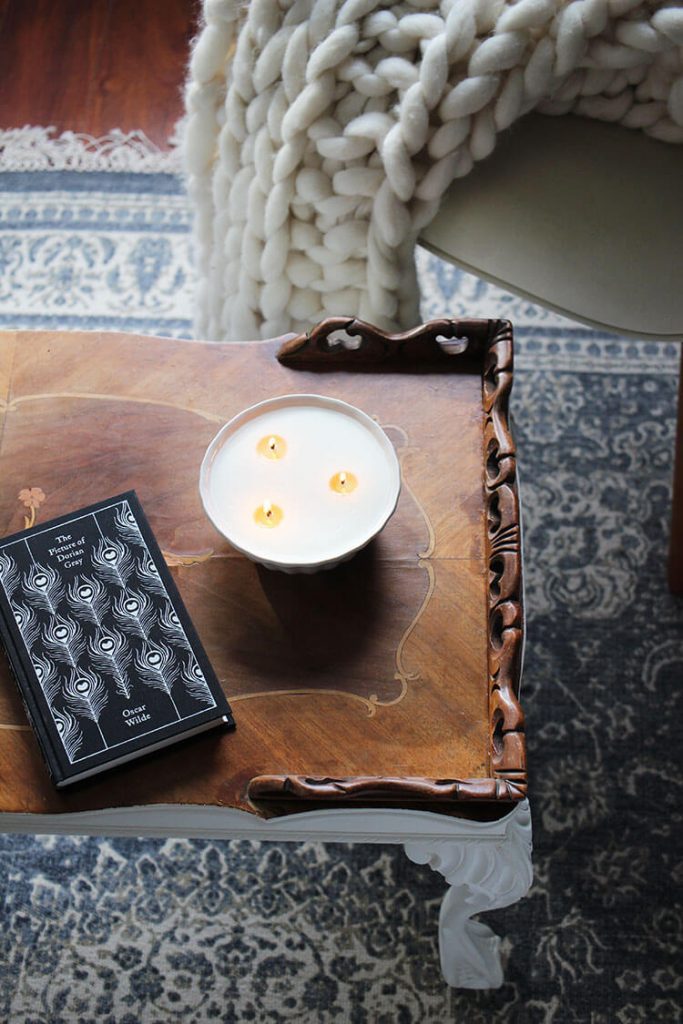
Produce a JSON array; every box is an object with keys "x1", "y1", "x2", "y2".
[
  {"x1": 90, "y1": 0, "x2": 198, "y2": 146},
  {"x1": 0, "y1": 0, "x2": 11, "y2": 36},
  {"x1": 0, "y1": 0, "x2": 198, "y2": 148},
  {"x1": 0, "y1": 0, "x2": 112, "y2": 134}
]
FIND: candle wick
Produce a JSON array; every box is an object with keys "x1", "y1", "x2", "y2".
[{"x1": 329, "y1": 470, "x2": 357, "y2": 494}]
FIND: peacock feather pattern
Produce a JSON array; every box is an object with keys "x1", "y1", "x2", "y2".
[
  {"x1": 0, "y1": 550, "x2": 21, "y2": 599},
  {"x1": 31, "y1": 653, "x2": 62, "y2": 707},
  {"x1": 1, "y1": 503, "x2": 226, "y2": 768},
  {"x1": 114, "y1": 503, "x2": 145, "y2": 549},
  {"x1": 113, "y1": 588, "x2": 155, "y2": 641},
  {"x1": 134, "y1": 639, "x2": 180, "y2": 718},
  {"x1": 135, "y1": 554, "x2": 168, "y2": 599},
  {"x1": 88, "y1": 628, "x2": 132, "y2": 700},
  {"x1": 63, "y1": 667, "x2": 108, "y2": 747},
  {"x1": 179, "y1": 655, "x2": 215, "y2": 708},
  {"x1": 92, "y1": 537, "x2": 134, "y2": 590},
  {"x1": 12, "y1": 602, "x2": 42, "y2": 649},
  {"x1": 23, "y1": 562, "x2": 63, "y2": 616},
  {"x1": 158, "y1": 603, "x2": 187, "y2": 647},
  {"x1": 43, "y1": 616, "x2": 86, "y2": 670},
  {"x1": 52, "y1": 705, "x2": 84, "y2": 761},
  {"x1": 67, "y1": 575, "x2": 109, "y2": 628}
]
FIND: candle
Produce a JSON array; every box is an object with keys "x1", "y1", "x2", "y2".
[
  {"x1": 200, "y1": 394, "x2": 401, "y2": 572},
  {"x1": 254, "y1": 501, "x2": 283, "y2": 527},
  {"x1": 330, "y1": 470, "x2": 358, "y2": 494},
  {"x1": 257, "y1": 434, "x2": 286, "y2": 459}
]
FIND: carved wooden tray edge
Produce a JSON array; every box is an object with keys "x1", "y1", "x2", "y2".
[
  {"x1": 251, "y1": 317, "x2": 526, "y2": 808},
  {"x1": 248, "y1": 774, "x2": 527, "y2": 805}
]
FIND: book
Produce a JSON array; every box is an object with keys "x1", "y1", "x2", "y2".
[{"x1": 0, "y1": 491, "x2": 234, "y2": 787}]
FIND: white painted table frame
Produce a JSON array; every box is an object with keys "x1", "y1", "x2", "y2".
[{"x1": 1, "y1": 799, "x2": 532, "y2": 989}]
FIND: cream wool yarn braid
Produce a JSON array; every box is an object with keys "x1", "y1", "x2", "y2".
[{"x1": 183, "y1": 0, "x2": 683, "y2": 341}]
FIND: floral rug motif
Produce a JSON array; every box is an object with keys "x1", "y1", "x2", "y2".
[{"x1": 0, "y1": 136, "x2": 681, "y2": 1024}]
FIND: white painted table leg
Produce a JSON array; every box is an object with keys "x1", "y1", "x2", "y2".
[
  {"x1": 0, "y1": 799, "x2": 532, "y2": 990},
  {"x1": 404, "y1": 800, "x2": 532, "y2": 989}
]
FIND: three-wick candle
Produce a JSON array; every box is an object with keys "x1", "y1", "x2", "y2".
[{"x1": 199, "y1": 394, "x2": 401, "y2": 572}]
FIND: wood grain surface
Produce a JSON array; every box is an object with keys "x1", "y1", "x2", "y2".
[
  {"x1": 0, "y1": 0, "x2": 197, "y2": 146},
  {"x1": 0, "y1": 325, "x2": 525, "y2": 819}
]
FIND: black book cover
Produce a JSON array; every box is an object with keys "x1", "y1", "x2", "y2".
[{"x1": 0, "y1": 491, "x2": 234, "y2": 786}]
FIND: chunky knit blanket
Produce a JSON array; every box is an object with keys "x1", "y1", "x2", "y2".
[{"x1": 183, "y1": 0, "x2": 683, "y2": 341}]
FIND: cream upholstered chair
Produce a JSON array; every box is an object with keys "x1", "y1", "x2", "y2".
[{"x1": 418, "y1": 113, "x2": 683, "y2": 592}]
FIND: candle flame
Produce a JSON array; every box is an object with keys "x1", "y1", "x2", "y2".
[
  {"x1": 330, "y1": 470, "x2": 358, "y2": 494},
  {"x1": 254, "y1": 501, "x2": 283, "y2": 527},
  {"x1": 258, "y1": 434, "x2": 287, "y2": 459}
]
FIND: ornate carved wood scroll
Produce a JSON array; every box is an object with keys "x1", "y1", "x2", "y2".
[
  {"x1": 251, "y1": 318, "x2": 526, "y2": 809},
  {"x1": 248, "y1": 774, "x2": 525, "y2": 803},
  {"x1": 277, "y1": 316, "x2": 477, "y2": 367},
  {"x1": 483, "y1": 320, "x2": 526, "y2": 797}
]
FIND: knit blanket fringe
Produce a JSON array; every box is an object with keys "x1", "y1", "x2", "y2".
[{"x1": 182, "y1": 0, "x2": 683, "y2": 341}]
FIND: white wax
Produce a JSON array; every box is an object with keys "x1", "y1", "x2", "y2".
[{"x1": 201, "y1": 396, "x2": 400, "y2": 569}]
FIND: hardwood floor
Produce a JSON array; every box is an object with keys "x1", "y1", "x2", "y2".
[{"x1": 0, "y1": 0, "x2": 198, "y2": 148}]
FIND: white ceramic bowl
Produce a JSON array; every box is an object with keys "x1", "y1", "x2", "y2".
[{"x1": 199, "y1": 394, "x2": 401, "y2": 573}]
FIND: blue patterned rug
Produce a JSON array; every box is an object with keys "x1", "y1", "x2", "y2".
[{"x1": 0, "y1": 135, "x2": 681, "y2": 1024}]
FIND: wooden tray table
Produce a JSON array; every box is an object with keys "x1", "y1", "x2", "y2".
[{"x1": 0, "y1": 318, "x2": 531, "y2": 989}]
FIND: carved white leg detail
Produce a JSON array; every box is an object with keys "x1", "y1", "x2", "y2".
[{"x1": 404, "y1": 800, "x2": 532, "y2": 989}]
